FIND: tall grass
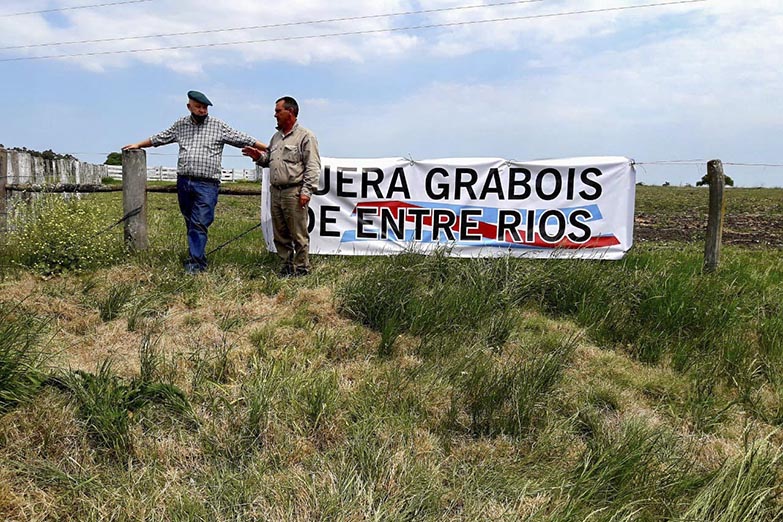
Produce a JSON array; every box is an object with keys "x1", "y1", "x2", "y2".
[
  {"x1": 334, "y1": 418, "x2": 444, "y2": 519},
  {"x1": 95, "y1": 283, "x2": 134, "y2": 322},
  {"x1": 3, "y1": 189, "x2": 783, "y2": 519},
  {"x1": 512, "y1": 248, "x2": 783, "y2": 422},
  {"x1": 51, "y1": 359, "x2": 190, "y2": 459},
  {"x1": 681, "y1": 437, "x2": 783, "y2": 521},
  {"x1": 336, "y1": 245, "x2": 783, "y2": 437},
  {"x1": 0, "y1": 302, "x2": 49, "y2": 413},
  {"x1": 447, "y1": 335, "x2": 576, "y2": 437},
  {"x1": 296, "y1": 369, "x2": 339, "y2": 435},
  {"x1": 541, "y1": 250, "x2": 777, "y2": 369},
  {"x1": 556, "y1": 418, "x2": 701, "y2": 519},
  {"x1": 337, "y1": 251, "x2": 517, "y2": 353}
]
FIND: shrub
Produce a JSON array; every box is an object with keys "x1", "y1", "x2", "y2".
[{"x1": 10, "y1": 194, "x2": 125, "y2": 274}]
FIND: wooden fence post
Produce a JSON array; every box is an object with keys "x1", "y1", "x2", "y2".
[
  {"x1": 122, "y1": 149, "x2": 149, "y2": 251},
  {"x1": 703, "y1": 159, "x2": 726, "y2": 272}
]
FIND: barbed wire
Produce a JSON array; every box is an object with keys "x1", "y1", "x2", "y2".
[
  {"x1": 0, "y1": 0, "x2": 554, "y2": 50},
  {"x1": 0, "y1": 0, "x2": 709, "y2": 62},
  {"x1": 0, "y1": 0, "x2": 153, "y2": 18},
  {"x1": 206, "y1": 223, "x2": 262, "y2": 257},
  {"x1": 636, "y1": 160, "x2": 783, "y2": 169},
  {"x1": 5, "y1": 154, "x2": 783, "y2": 167},
  {"x1": 60, "y1": 152, "x2": 248, "y2": 157},
  {"x1": 724, "y1": 162, "x2": 783, "y2": 168},
  {"x1": 57, "y1": 156, "x2": 783, "y2": 167},
  {"x1": 634, "y1": 160, "x2": 709, "y2": 165},
  {"x1": 95, "y1": 205, "x2": 141, "y2": 236},
  {"x1": 4, "y1": 159, "x2": 783, "y2": 171}
]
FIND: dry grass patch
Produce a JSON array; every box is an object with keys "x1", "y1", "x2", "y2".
[
  {"x1": 0, "y1": 389, "x2": 85, "y2": 464},
  {"x1": 0, "y1": 273, "x2": 45, "y2": 302},
  {"x1": 0, "y1": 274, "x2": 98, "y2": 337},
  {"x1": 59, "y1": 321, "x2": 146, "y2": 377},
  {"x1": 0, "y1": 470, "x2": 27, "y2": 522}
]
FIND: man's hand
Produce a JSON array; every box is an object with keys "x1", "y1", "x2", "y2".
[
  {"x1": 299, "y1": 194, "x2": 310, "y2": 208},
  {"x1": 123, "y1": 138, "x2": 151, "y2": 150},
  {"x1": 242, "y1": 146, "x2": 263, "y2": 161}
]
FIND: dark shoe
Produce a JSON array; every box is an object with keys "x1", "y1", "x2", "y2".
[
  {"x1": 278, "y1": 265, "x2": 293, "y2": 278},
  {"x1": 292, "y1": 267, "x2": 310, "y2": 277},
  {"x1": 184, "y1": 263, "x2": 206, "y2": 275}
]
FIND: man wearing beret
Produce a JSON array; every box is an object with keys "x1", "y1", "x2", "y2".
[
  {"x1": 242, "y1": 96, "x2": 321, "y2": 277},
  {"x1": 124, "y1": 91, "x2": 266, "y2": 274}
]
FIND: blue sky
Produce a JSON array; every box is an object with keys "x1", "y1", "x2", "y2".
[{"x1": 1, "y1": 0, "x2": 782, "y2": 187}]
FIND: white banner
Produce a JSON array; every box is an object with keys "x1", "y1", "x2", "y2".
[{"x1": 260, "y1": 156, "x2": 636, "y2": 259}]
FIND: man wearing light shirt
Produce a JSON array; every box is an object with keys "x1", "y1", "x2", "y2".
[
  {"x1": 124, "y1": 90, "x2": 266, "y2": 274},
  {"x1": 243, "y1": 96, "x2": 321, "y2": 277}
]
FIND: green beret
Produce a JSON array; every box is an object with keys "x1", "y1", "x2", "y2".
[{"x1": 187, "y1": 90, "x2": 212, "y2": 106}]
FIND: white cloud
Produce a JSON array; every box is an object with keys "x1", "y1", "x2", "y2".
[
  {"x1": 0, "y1": 1, "x2": 773, "y2": 85},
  {"x1": 0, "y1": 0, "x2": 750, "y2": 69},
  {"x1": 3, "y1": 0, "x2": 783, "y2": 185},
  {"x1": 303, "y1": 1, "x2": 783, "y2": 176},
  {"x1": 0, "y1": 0, "x2": 423, "y2": 68}
]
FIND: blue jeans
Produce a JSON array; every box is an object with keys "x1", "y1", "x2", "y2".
[{"x1": 177, "y1": 176, "x2": 219, "y2": 270}]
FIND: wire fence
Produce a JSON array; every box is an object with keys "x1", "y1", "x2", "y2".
[
  {"x1": 104, "y1": 165, "x2": 261, "y2": 182},
  {"x1": 3, "y1": 159, "x2": 777, "y2": 281}
]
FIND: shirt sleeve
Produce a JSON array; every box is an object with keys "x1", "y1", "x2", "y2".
[
  {"x1": 221, "y1": 121, "x2": 257, "y2": 149},
  {"x1": 255, "y1": 151, "x2": 270, "y2": 168},
  {"x1": 149, "y1": 122, "x2": 178, "y2": 147},
  {"x1": 300, "y1": 131, "x2": 322, "y2": 197},
  {"x1": 254, "y1": 134, "x2": 275, "y2": 168}
]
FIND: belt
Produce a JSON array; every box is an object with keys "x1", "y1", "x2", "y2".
[
  {"x1": 179, "y1": 174, "x2": 219, "y2": 185},
  {"x1": 271, "y1": 182, "x2": 302, "y2": 190}
]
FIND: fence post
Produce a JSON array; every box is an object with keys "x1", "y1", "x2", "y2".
[
  {"x1": 0, "y1": 148, "x2": 7, "y2": 240},
  {"x1": 703, "y1": 159, "x2": 726, "y2": 272},
  {"x1": 122, "y1": 149, "x2": 149, "y2": 251}
]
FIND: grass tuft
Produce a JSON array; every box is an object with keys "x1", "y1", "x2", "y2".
[
  {"x1": 96, "y1": 283, "x2": 134, "y2": 322},
  {"x1": 557, "y1": 417, "x2": 699, "y2": 519},
  {"x1": 682, "y1": 436, "x2": 783, "y2": 521},
  {"x1": 50, "y1": 358, "x2": 191, "y2": 459},
  {"x1": 0, "y1": 302, "x2": 50, "y2": 413},
  {"x1": 448, "y1": 335, "x2": 576, "y2": 438}
]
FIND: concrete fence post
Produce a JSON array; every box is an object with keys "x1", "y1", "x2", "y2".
[
  {"x1": 0, "y1": 148, "x2": 7, "y2": 241},
  {"x1": 122, "y1": 149, "x2": 149, "y2": 251},
  {"x1": 703, "y1": 159, "x2": 726, "y2": 272}
]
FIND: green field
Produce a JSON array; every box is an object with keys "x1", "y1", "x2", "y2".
[{"x1": 1, "y1": 186, "x2": 782, "y2": 520}]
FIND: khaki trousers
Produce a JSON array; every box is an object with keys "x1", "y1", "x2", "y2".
[{"x1": 270, "y1": 185, "x2": 310, "y2": 271}]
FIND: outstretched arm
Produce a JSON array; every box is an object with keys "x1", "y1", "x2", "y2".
[
  {"x1": 122, "y1": 138, "x2": 153, "y2": 150},
  {"x1": 242, "y1": 145, "x2": 268, "y2": 166}
]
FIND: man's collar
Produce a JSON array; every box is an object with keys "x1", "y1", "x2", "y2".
[{"x1": 280, "y1": 121, "x2": 299, "y2": 137}]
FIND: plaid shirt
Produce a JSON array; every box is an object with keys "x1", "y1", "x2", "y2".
[{"x1": 150, "y1": 115, "x2": 257, "y2": 181}]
